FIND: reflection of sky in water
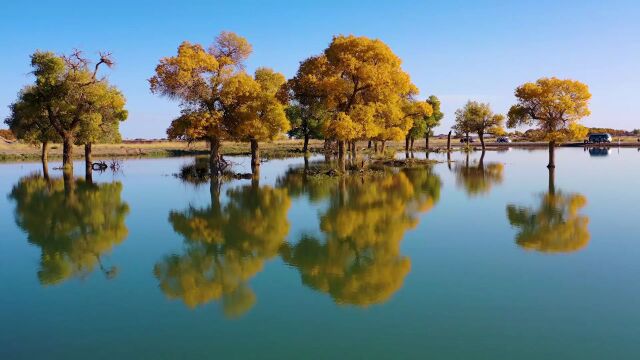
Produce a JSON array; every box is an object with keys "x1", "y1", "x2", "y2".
[{"x1": 1, "y1": 148, "x2": 639, "y2": 359}]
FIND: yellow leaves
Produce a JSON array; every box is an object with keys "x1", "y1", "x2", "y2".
[
  {"x1": 156, "y1": 183, "x2": 291, "y2": 317},
  {"x1": 281, "y1": 168, "x2": 441, "y2": 307},
  {"x1": 509, "y1": 77, "x2": 592, "y2": 139},
  {"x1": 507, "y1": 191, "x2": 590, "y2": 253},
  {"x1": 326, "y1": 113, "x2": 359, "y2": 141}
]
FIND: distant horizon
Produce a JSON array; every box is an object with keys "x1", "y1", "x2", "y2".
[{"x1": 2, "y1": 0, "x2": 638, "y2": 139}]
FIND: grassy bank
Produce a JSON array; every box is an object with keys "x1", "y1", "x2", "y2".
[{"x1": 2, "y1": 136, "x2": 640, "y2": 162}]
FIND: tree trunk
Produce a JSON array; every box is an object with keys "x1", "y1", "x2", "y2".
[
  {"x1": 250, "y1": 138, "x2": 260, "y2": 174},
  {"x1": 85, "y1": 143, "x2": 93, "y2": 184},
  {"x1": 41, "y1": 141, "x2": 49, "y2": 180},
  {"x1": 548, "y1": 166, "x2": 556, "y2": 195},
  {"x1": 63, "y1": 166, "x2": 74, "y2": 196},
  {"x1": 210, "y1": 137, "x2": 221, "y2": 176},
  {"x1": 547, "y1": 140, "x2": 556, "y2": 168},
  {"x1": 381, "y1": 141, "x2": 386, "y2": 153},
  {"x1": 368, "y1": 140, "x2": 372, "y2": 149},
  {"x1": 410, "y1": 138, "x2": 415, "y2": 151},
  {"x1": 447, "y1": 131, "x2": 452, "y2": 152},
  {"x1": 303, "y1": 133, "x2": 310, "y2": 154},
  {"x1": 405, "y1": 136, "x2": 410, "y2": 153},
  {"x1": 479, "y1": 132, "x2": 485, "y2": 151},
  {"x1": 479, "y1": 150, "x2": 486, "y2": 168},
  {"x1": 62, "y1": 135, "x2": 74, "y2": 169},
  {"x1": 425, "y1": 133, "x2": 430, "y2": 151},
  {"x1": 338, "y1": 140, "x2": 345, "y2": 159},
  {"x1": 351, "y1": 141, "x2": 357, "y2": 157},
  {"x1": 374, "y1": 141, "x2": 378, "y2": 153}
]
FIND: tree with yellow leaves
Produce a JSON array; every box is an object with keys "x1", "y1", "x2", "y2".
[
  {"x1": 9, "y1": 175, "x2": 129, "y2": 285},
  {"x1": 507, "y1": 78, "x2": 591, "y2": 168},
  {"x1": 228, "y1": 68, "x2": 290, "y2": 174},
  {"x1": 506, "y1": 168, "x2": 590, "y2": 253},
  {"x1": 154, "y1": 179, "x2": 290, "y2": 318},
  {"x1": 292, "y1": 35, "x2": 419, "y2": 159},
  {"x1": 149, "y1": 32, "x2": 253, "y2": 175}
]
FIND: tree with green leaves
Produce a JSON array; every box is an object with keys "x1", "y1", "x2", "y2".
[
  {"x1": 282, "y1": 56, "x2": 330, "y2": 154},
  {"x1": 35, "y1": 51, "x2": 124, "y2": 169},
  {"x1": 407, "y1": 95, "x2": 443, "y2": 151},
  {"x1": 5, "y1": 86, "x2": 60, "y2": 177},
  {"x1": 454, "y1": 101, "x2": 504, "y2": 150}
]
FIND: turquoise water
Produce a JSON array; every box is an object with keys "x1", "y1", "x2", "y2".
[{"x1": 1, "y1": 148, "x2": 639, "y2": 359}]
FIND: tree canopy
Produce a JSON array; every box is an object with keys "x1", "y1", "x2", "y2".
[
  {"x1": 454, "y1": 101, "x2": 504, "y2": 149},
  {"x1": 507, "y1": 77, "x2": 591, "y2": 142},
  {"x1": 6, "y1": 50, "x2": 127, "y2": 167}
]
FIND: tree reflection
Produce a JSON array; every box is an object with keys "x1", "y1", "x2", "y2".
[
  {"x1": 154, "y1": 180, "x2": 290, "y2": 318},
  {"x1": 506, "y1": 168, "x2": 590, "y2": 253},
  {"x1": 280, "y1": 167, "x2": 441, "y2": 306},
  {"x1": 9, "y1": 174, "x2": 129, "y2": 285},
  {"x1": 454, "y1": 151, "x2": 504, "y2": 196}
]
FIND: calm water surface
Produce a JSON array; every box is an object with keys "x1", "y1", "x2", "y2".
[{"x1": 1, "y1": 148, "x2": 639, "y2": 359}]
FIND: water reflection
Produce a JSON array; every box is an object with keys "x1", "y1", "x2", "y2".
[
  {"x1": 588, "y1": 147, "x2": 611, "y2": 157},
  {"x1": 454, "y1": 152, "x2": 504, "y2": 196},
  {"x1": 506, "y1": 169, "x2": 590, "y2": 253},
  {"x1": 279, "y1": 166, "x2": 441, "y2": 306},
  {"x1": 8, "y1": 174, "x2": 129, "y2": 285},
  {"x1": 154, "y1": 180, "x2": 290, "y2": 318}
]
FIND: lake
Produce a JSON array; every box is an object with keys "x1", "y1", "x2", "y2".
[{"x1": 1, "y1": 148, "x2": 639, "y2": 359}]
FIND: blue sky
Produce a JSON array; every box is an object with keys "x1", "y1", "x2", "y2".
[{"x1": 1, "y1": 0, "x2": 638, "y2": 138}]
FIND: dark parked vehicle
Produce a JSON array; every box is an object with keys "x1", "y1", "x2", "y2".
[
  {"x1": 588, "y1": 133, "x2": 612, "y2": 143},
  {"x1": 496, "y1": 136, "x2": 512, "y2": 143}
]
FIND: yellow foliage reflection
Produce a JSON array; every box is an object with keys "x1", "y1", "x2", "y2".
[
  {"x1": 9, "y1": 174, "x2": 129, "y2": 285},
  {"x1": 506, "y1": 170, "x2": 590, "y2": 253},
  {"x1": 280, "y1": 168, "x2": 441, "y2": 306},
  {"x1": 454, "y1": 152, "x2": 504, "y2": 196},
  {"x1": 154, "y1": 181, "x2": 290, "y2": 318}
]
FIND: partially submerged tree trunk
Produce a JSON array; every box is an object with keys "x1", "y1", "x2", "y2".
[
  {"x1": 41, "y1": 141, "x2": 49, "y2": 180},
  {"x1": 210, "y1": 137, "x2": 221, "y2": 176},
  {"x1": 85, "y1": 143, "x2": 93, "y2": 184},
  {"x1": 425, "y1": 132, "x2": 430, "y2": 151},
  {"x1": 547, "y1": 140, "x2": 556, "y2": 168},
  {"x1": 62, "y1": 135, "x2": 74, "y2": 169},
  {"x1": 250, "y1": 138, "x2": 260, "y2": 174},
  {"x1": 447, "y1": 131, "x2": 452, "y2": 152},
  {"x1": 303, "y1": 133, "x2": 310, "y2": 154},
  {"x1": 479, "y1": 132, "x2": 485, "y2": 151},
  {"x1": 548, "y1": 166, "x2": 556, "y2": 195}
]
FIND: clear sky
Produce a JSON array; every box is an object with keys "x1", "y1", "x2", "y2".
[{"x1": 1, "y1": 0, "x2": 638, "y2": 138}]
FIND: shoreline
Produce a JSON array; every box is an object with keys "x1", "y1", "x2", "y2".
[{"x1": 2, "y1": 139, "x2": 640, "y2": 163}]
